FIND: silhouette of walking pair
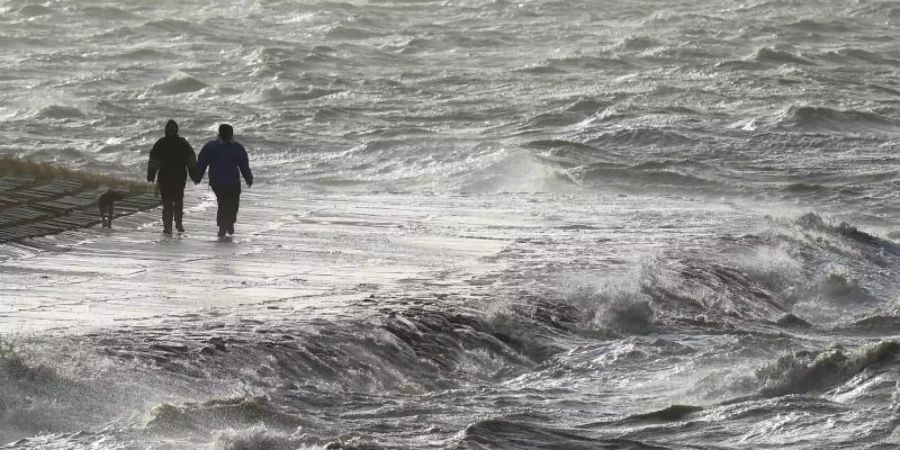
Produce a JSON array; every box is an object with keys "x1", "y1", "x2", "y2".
[{"x1": 146, "y1": 121, "x2": 253, "y2": 237}]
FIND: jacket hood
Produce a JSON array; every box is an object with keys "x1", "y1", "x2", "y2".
[{"x1": 165, "y1": 120, "x2": 179, "y2": 138}]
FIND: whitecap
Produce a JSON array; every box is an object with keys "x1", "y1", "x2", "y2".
[{"x1": 152, "y1": 74, "x2": 208, "y2": 94}]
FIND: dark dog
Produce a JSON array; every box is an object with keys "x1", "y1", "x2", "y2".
[{"x1": 97, "y1": 189, "x2": 128, "y2": 228}]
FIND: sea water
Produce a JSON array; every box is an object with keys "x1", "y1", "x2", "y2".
[{"x1": 3, "y1": 0, "x2": 900, "y2": 448}]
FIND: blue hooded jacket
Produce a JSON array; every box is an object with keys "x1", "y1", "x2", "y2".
[{"x1": 196, "y1": 139, "x2": 253, "y2": 188}]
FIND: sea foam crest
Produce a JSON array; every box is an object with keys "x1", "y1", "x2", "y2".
[
  {"x1": 753, "y1": 47, "x2": 814, "y2": 65},
  {"x1": 152, "y1": 74, "x2": 208, "y2": 95},
  {"x1": 784, "y1": 105, "x2": 893, "y2": 130},
  {"x1": 563, "y1": 283, "x2": 655, "y2": 336},
  {"x1": 213, "y1": 426, "x2": 306, "y2": 450},
  {"x1": 462, "y1": 152, "x2": 579, "y2": 194},
  {"x1": 33, "y1": 105, "x2": 86, "y2": 120},
  {"x1": 147, "y1": 397, "x2": 306, "y2": 434},
  {"x1": 752, "y1": 340, "x2": 900, "y2": 396}
]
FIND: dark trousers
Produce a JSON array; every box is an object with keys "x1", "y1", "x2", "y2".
[
  {"x1": 158, "y1": 182, "x2": 185, "y2": 231},
  {"x1": 212, "y1": 184, "x2": 241, "y2": 228}
]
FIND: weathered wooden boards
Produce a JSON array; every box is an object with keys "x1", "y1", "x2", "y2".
[{"x1": 0, "y1": 174, "x2": 160, "y2": 243}]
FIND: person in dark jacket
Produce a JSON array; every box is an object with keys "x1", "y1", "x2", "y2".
[
  {"x1": 147, "y1": 119, "x2": 198, "y2": 235},
  {"x1": 196, "y1": 124, "x2": 253, "y2": 237}
]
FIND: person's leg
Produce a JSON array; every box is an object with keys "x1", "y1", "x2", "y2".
[
  {"x1": 227, "y1": 186, "x2": 241, "y2": 234},
  {"x1": 107, "y1": 204, "x2": 114, "y2": 228},
  {"x1": 160, "y1": 184, "x2": 175, "y2": 234},
  {"x1": 212, "y1": 185, "x2": 227, "y2": 237},
  {"x1": 173, "y1": 186, "x2": 185, "y2": 232}
]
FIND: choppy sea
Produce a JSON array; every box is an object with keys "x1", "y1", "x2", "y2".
[{"x1": 4, "y1": 0, "x2": 900, "y2": 448}]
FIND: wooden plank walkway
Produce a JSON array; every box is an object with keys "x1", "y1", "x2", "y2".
[
  {"x1": 0, "y1": 176, "x2": 36, "y2": 191},
  {"x1": 0, "y1": 173, "x2": 160, "y2": 243}
]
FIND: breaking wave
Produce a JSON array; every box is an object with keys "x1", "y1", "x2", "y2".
[
  {"x1": 785, "y1": 19, "x2": 850, "y2": 33},
  {"x1": 33, "y1": 105, "x2": 85, "y2": 120},
  {"x1": 142, "y1": 19, "x2": 201, "y2": 35},
  {"x1": 459, "y1": 419, "x2": 664, "y2": 450},
  {"x1": 616, "y1": 35, "x2": 661, "y2": 51},
  {"x1": 213, "y1": 427, "x2": 306, "y2": 450},
  {"x1": 588, "y1": 128, "x2": 698, "y2": 147},
  {"x1": 147, "y1": 397, "x2": 306, "y2": 434},
  {"x1": 776, "y1": 106, "x2": 897, "y2": 134},
  {"x1": 819, "y1": 48, "x2": 899, "y2": 66},
  {"x1": 571, "y1": 162, "x2": 716, "y2": 192},
  {"x1": 620, "y1": 404, "x2": 703, "y2": 423},
  {"x1": 95, "y1": 304, "x2": 569, "y2": 395},
  {"x1": 563, "y1": 284, "x2": 655, "y2": 336},
  {"x1": 79, "y1": 6, "x2": 136, "y2": 20},
  {"x1": 753, "y1": 47, "x2": 814, "y2": 65},
  {"x1": 796, "y1": 212, "x2": 900, "y2": 253},
  {"x1": 14, "y1": 4, "x2": 54, "y2": 17},
  {"x1": 152, "y1": 74, "x2": 208, "y2": 94},
  {"x1": 749, "y1": 340, "x2": 900, "y2": 396},
  {"x1": 462, "y1": 152, "x2": 579, "y2": 193},
  {"x1": 0, "y1": 341, "x2": 133, "y2": 444},
  {"x1": 324, "y1": 25, "x2": 383, "y2": 40}
]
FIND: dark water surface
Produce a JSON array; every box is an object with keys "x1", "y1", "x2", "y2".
[{"x1": 3, "y1": 0, "x2": 900, "y2": 448}]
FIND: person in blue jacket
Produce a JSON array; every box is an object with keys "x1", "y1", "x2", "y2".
[{"x1": 196, "y1": 124, "x2": 253, "y2": 237}]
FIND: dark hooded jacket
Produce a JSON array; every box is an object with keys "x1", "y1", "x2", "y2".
[{"x1": 147, "y1": 120, "x2": 198, "y2": 186}]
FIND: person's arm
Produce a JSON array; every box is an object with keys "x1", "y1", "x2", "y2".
[
  {"x1": 147, "y1": 141, "x2": 161, "y2": 182},
  {"x1": 183, "y1": 139, "x2": 200, "y2": 183},
  {"x1": 196, "y1": 143, "x2": 210, "y2": 184},
  {"x1": 237, "y1": 144, "x2": 253, "y2": 187}
]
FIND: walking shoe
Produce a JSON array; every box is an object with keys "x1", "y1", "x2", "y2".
[
  {"x1": 163, "y1": 228, "x2": 173, "y2": 236},
  {"x1": 218, "y1": 227, "x2": 227, "y2": 238},
  {"x1": 227, "y1": 224, "x2": 234, "y2": 235},
  {"x1": 176, "y1": 223, "x2": 185, "y2": 233}
]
